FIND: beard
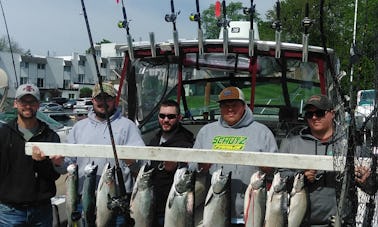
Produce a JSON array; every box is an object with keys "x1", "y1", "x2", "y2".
[
  {"x1": 18, "y1": 109, "x2": 37, "y2": 119},
  {"x1": 94, "y1": 107, "x2": 116, "y2": 119},
  {"x1": 160, "y1": 121, "x2": 179, "y2": 133}
]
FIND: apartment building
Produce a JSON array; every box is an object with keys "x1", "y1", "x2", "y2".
[{"x1": 0, "y1": 43, "x2": 124, "y2": 101}]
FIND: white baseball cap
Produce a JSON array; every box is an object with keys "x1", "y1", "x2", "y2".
[{"x1": 15, "y1": 84, "x2": 40, "y2": 101}]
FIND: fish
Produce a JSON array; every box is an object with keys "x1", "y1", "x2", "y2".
[
  {"x1": 96, "y1": 162, "x2": 116, "y2": 227},
  {"x1": 244, "y1": 171, "x2": 267, "y2": 227},
  {"x1": 264, "y1": 171, "x2": 289, "y2": 227},
  {"x1": 288, "y1": 172, "x2": 308, "y2": 227},
  {"x1": 203, "y1": 167, "x2": 232, "y2": 227},
  {"x1": 65, "y1": 163, "x2": 81, "y2": 226},
  {"x1": 164, "y1": 167, "x2": 196, "y2": 227},
  {"x1": 129, "y1": 163, "x2": 155, "y2": 227},
  {"x1": 81, "y1": 162, "x2": 98, "y2": 227}
]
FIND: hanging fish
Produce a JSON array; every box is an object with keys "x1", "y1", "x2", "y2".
[
  {"x1": 164, "y1": 167, "x2": 196, "y2": 227},
  {"x1": 264, "y1": 171, "x2": 288, "y2": 227},
  {"x1": 96, "y1": 163, "x2": 116, "y2": 227},
  {"x1": 244, "y1": 171, "x2": 267, "y2": 227},
  {"x1": 81, "y1": 162, "x2": 98, "y2": 227},
  {"x1": 130, "y1": 163, "x2": 155, "y2": 227},
  {"x1": 288, "y1": 172, "x2": 308, "y2": 227},
  {"x1": 203, "y1": 167, "x2": 231, "y2": 227},
  {"x1": 65, "y1": 163, "x2": 81, "y2": 226}
]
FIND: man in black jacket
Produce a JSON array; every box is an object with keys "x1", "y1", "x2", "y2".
[
  {"x1": 0, "y1": 84, "x2": 61, "y2": 226},
  {"x1": 148, "y1": 99, "x2": 194, "y2": 227}
]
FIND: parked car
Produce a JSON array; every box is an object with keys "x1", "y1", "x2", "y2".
[
  {"x1": 39, "y1": 102, "x2": 64, "y2": 112},
  {"x1": 63, "y1": 99, "x2": 76, "y2": 109},
  {"x1": 73, "y1": 98, "x2": 93, "y2": 111}
]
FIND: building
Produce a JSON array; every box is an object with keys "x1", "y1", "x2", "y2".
[{"x1": 0, "y1": 43, "x2": 124, "y2": 101}]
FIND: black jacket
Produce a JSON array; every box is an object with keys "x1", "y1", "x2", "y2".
[
  {"x1": 0, "y1": 118, "x2": 60, "y2": 204},
  {"x1": 148, "y1": 124, "x2": 194, "y2": 216}
]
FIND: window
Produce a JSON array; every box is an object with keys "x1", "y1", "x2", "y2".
[
  {"x1": 64, "y1": 80, "x2": 70, "y2": 89},
  {"x1": 20, "y1": 62, "x2": 29, "y2": 68},
  {"x1": 20, "y1": 77, "x2": 28, "y2": 84},
  {"x1": 64, "y1": 66, "x2": 71, "y2": 72},
  {"x1": 101, "y1": 62, "x2": 107, "y2": 68},
  {"x1": 37, "y1": 64, "x2": 45, "y2": 69},
  {"x1": 79, "y1": 60, "x2": 85, "y2": 66},
  {"x1": 78, "y1": 74, "x2": 85, "y2": 83},
  {"x1": 37, "y1": 78, "x2": 44, "y2": 87}
]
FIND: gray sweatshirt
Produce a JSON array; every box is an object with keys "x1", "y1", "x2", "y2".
[
  {"x1": 193, "y1": 106, "x2": 278, "y2": 223},
  {"x1": 61, "y1": 108, "x2": 145, "y2": 193}
]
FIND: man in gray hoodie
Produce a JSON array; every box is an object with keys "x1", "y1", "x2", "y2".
[{"x1": 193, "y1": 86, "x2": 278, "y2": 226}]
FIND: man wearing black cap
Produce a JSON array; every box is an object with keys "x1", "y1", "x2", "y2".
[
  {"x1": 279, "y1": 94, "x2": 373, "y2": 226},
  {"x1": 0, "y1": 84, "x2": 62, "y2": 226}
]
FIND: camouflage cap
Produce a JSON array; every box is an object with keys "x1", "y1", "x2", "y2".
[
  {"x1": 304, "y1": 94, "x2": 333, "y2": 110},
  {"x1": 92, "y1": 82, "x2": 117, "y2": 98}
]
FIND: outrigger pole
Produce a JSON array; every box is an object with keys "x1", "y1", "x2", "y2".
[
  {"x1": 272, "y1": 0, "x2": 281, "y2": 59},
  {"x1": 79, "y1": 0, "x2": 134, "y2": 225},
  {"x1": 301, "y1": 1, "x2": 313, "y2": 62},
  {"x1": 165, "y1": 0, "x2": 180, "y2": 57},
  {"x1": 189, "y1": 0, "x2": 204, "y2": 55},
  {"x1": 243, "y1": 0, "x2": 255, "y2": 57},
  {"x1": 117, "y1": 0, "x2": 134, "y2": 61}
]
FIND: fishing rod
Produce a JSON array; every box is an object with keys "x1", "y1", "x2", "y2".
[
  {"x1": 117, "y1": 0, "x2": 134, "y2": 61},
  {"x1": 301, "y1": 1, "x2": 313, "y2": 62},
  {"x1": 243, "y1": 0, "x2": 255, "y2": 57},
  {"x1": 189, "y1": 0, "x2": 204, "y2": 55},
  {"x1": 272, "y1": 0, "x2": 282, "y2": 59},
  {"x1": 0, "y1": 0, "x2": 18, "y2": 87},
  {"x1": 165, "y1": 0, "x2": 180, "y2": 56},
  {"x1": 79, "y1": 0, "x2": 134, "y2": 225}
]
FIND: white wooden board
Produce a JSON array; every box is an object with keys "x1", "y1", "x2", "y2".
[{"x1": 25, "y1": 142, "x2": 342, "y2": 171}]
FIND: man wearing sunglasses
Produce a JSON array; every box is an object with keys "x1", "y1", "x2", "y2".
[
  {"x1": 192, "y1": 86, "x2": 278, "y2": 226},
  {"x1": 279, "y1": 94, "x2": 374, "y2": 226},
  {"x1": 148, "y1": 99, "x2": 194, "y2": 227}
]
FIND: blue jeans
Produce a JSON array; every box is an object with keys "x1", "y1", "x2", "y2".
[{"x1": 0, "y1": 202, "x2": 52, "y2": 226}]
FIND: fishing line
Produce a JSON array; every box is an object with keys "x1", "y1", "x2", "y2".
[
  {"x1": 0, "y1": 0, "x2": 18, "y2": 87},
  {"x1": 79, "y1": 0, "x2": 133, "y2": 223}
]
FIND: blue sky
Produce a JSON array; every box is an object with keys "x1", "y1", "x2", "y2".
[{"x1": 1, "y1": 0, "x2": 276, "y2": 56}]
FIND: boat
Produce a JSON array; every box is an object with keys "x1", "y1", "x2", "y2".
[{"x1": 23, "y1": 0, "x2": 378, "y2": 226}]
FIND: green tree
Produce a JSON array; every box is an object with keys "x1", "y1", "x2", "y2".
[
  {"x1": 202, "y1": 2, "x2": 253, "y2": 39},
  {"x1": 80, "y1": 87, "x2": 92, "y2": 98}
]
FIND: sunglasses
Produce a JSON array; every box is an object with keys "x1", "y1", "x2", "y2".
[
  {"x1": 305, "y1": 109, "x2": 327, "y2": 119},
  {"x1": 158, "y1": 113, "x2": 177, "y2": 119}
]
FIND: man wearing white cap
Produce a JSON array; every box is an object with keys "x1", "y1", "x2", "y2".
[
  {"x1": 0, "y1": 83, "x2": 62, "y2": 226},
  {"x1": 193, "y1": 86, "x2": 278, "y2": 226}
]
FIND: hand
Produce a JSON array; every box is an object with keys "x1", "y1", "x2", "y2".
[
  {"x1": 304, "y1": 169, "x2": 317, "y2": 183},
  {"x1": 355, "y1": 166, "x2": 371, "y2": 184},
  {"x1": 50, "y1": 155, "x2": 64, "y2": 166},
  {"x1": 31, "y1": 146, "x2": 46, "y2": 161}
]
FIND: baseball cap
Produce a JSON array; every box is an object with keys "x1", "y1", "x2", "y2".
[
  {"x1": 304, "y1": 94, "x2": 333, "y2": 110},
  {"x1": 92, "y1": 82, "x2": 117, "y2": 98},
  {"x1": 15, "y1": 84, "x2": 40, "y2": 101},
  {"x1": 218, "y1": 86, "x2": 245, "y2": 103}
]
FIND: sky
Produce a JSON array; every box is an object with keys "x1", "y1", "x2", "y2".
[{"x1": 0, "y1": 0, "x2": 276, "y2": 56}]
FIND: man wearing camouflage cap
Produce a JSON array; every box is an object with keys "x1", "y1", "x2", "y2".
[{"x1": 59, "y1": 81, "x2": 145, "y2": 226}]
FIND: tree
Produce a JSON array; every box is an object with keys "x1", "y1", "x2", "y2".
[
  {"x1": 0, "y1": 35, "x2": 24, "y2": 54},
  {"x1": 80, "y1": 87, "x2": 92, "y2": 98},
  {"x1": 202, "y1": 2, "x2": 256, "y2": 39}
]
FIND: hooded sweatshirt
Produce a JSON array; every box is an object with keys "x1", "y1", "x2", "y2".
[
  {"x1": 279, "y1": 127, "x2": 337, "y2": 226},
  {"x1": 193, "y1": 106, "x2": 278, "y2": 223},
  {"x1": 63, "y1": 108, "x2": 145, "y2": 193}
]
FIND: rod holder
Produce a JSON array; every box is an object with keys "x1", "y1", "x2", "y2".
[
  {"x1": 149, "y1": 32, "x2": 156, "y2": 57},
  {"x1": 223, "y1": 28, "x2": 229, "y2": 55},
  {"x1": 249, "y1": 29, "x2": 255, "y2": 57},
  {"x1": 127, "y1": 35, "x2": 134, "y2": 61},
  {"x1": 198, "y1": 29, "x2": 204, "y2": 55},
  {"x1": 173, "y1": 30, "x2": 179, "y2": 56}
]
